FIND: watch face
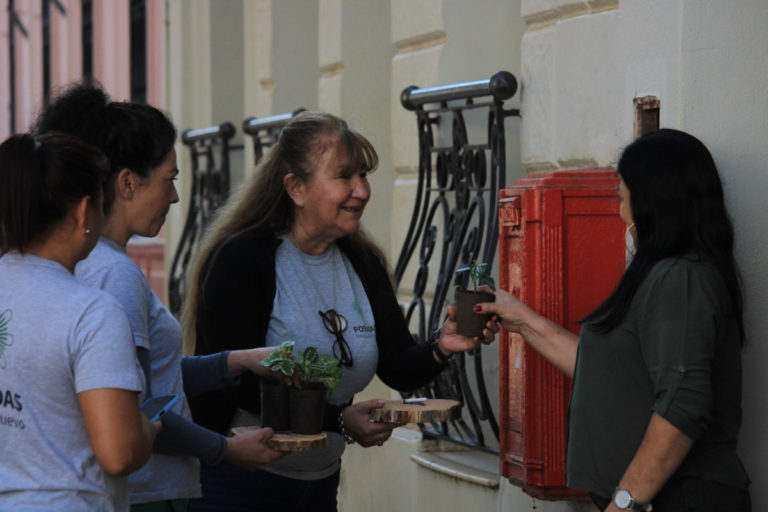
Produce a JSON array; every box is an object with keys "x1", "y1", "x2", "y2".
[{"x1": 615, "y1": 489, "x2": 632, "y2": 508}]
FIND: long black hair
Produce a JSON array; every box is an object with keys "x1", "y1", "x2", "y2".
[
  {"x1": 33, "y1": 81, "x2": 176, "y2": 215},
  {"x1": 583, "y1": 129, "x2": 744, "y2": 343}
]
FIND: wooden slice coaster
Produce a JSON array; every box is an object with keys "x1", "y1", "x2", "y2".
[
  {"x1": 367, "y1": 399, "x2": 461, "y2": 424},
  {"x1": 231, "y1": 426, "x2": 327, "y2": 452}
]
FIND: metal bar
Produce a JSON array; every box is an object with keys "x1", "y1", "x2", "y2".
[
  {"x1": 242, "y1": 108, "x2": 306, "y2": 135},
  {"x1": 50, "y1": 0, "x2": 66, "y2": 15},
  {"x1": 169, "y1": 121, "x2": 237, "y2": 315},
  {"x1": 182, "y1": 121, "x2": 236, "y2": 145},
  {"x1": 401, "y1": 71, "x2": 517, "y2": 111}
]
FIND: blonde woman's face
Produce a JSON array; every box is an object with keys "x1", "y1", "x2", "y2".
[{"x1": 293, "y1": 141, "x2": 371, "y2": 243}]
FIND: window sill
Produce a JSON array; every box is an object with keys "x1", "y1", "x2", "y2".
[{"x1": 409, "y1": 446, "x2": 500, "y2": 489}]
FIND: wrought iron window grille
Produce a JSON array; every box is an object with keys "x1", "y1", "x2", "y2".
[
  {"x1": 169, "y1": 110, "x2": 304, "y2": 316},
  {"x1": 396, "y1": 71, "x2": 520, "y2": 453},
  {"x1": 243, "y1": 108, "x2": 306, "y2": 164},
  {"x1": 168, "y1": 122, "x2": 237, "y2": 316}
]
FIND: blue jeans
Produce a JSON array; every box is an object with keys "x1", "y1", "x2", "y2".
[
  {"x1": 590, "y1": 478, "x2": 750, "y2": 512},
  {"x1": 188, "y1": 461, "x2": 340, "y2": 512}
]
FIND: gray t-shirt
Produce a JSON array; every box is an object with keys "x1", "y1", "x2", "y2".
[
  {"x1": 264, "y1": 237, "x2": 377, "y2": 480},
  {"x1": 0, "y1": 252, "x2": 143, "y2": 511},
  {"x1": 76, "y1": 237, "x2": 199, "y2": 502}
]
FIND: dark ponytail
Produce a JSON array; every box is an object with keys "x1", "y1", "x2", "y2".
[{"x1": 0, "y1": 133, "x2": 107, "y2": 253}]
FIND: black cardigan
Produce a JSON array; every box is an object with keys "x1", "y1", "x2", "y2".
[{"x1": 189, "y1": 229, "x2": 444, "y2": 435}]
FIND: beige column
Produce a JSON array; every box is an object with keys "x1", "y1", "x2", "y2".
[
  {"x1": 318, "y1": 0, "x2": 343, "y2": 115},
  {"x1": 242, "y1": 0, "x2": 274, "y2": 177},
  {"x1": 389, "y1": 0, "x2": 446, "y2": 289}
]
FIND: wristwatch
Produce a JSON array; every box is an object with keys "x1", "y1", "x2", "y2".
[{"x1": 612, "y1": 488, "x2": 652, "y2": 511}]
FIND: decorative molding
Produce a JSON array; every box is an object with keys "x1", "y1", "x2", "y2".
[{"x1": 394, "y1": 30, "x2": 448, "y2": 53}]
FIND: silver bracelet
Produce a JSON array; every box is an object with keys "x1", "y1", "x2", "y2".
[{"x1": 338, "y1": 410, "x2": 355, "y2": 444}]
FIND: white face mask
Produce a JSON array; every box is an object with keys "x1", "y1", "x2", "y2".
[{"x1": 625, "y1": 223, "x2": 636, "y2": 267}]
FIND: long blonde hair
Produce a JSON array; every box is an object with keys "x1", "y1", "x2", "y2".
[{"x1": 180, "y1": 111, "x2": 384, "y2": 354}]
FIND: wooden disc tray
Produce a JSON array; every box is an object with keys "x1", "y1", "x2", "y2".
[
  {"x1": 231, "y1": 426, "x2": 327, "y2": 452},
  {"x1": 367, "y1": 399, "x2": 461, "y2": 424}
]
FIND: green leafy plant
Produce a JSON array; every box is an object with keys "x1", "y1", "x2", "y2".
[
  {"x1": 261, "y1": 340, "x2": 298, "y2": 377},
  {"x1": 261, "y1": 341, "x2": 342, "y2": 398},
  {"x1": 295, "y1": 346, "x2": 342, "y2": 398},
  {"x1": 455, "y1": 261, "x2": 496, "y2": 291}
]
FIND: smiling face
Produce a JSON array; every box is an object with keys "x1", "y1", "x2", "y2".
[
  {"x1": 128, "y1": 148, "x2": 179, "y2": 238},
  {"x1": 290, "y1": 138, "x2": 371, "y2": 249}
]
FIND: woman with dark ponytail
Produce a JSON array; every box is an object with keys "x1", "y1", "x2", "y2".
[
  {"x1": 0, "y1": 133, "x2": 158, "y2": 510},
  {"x1": 35, "y1": 82, "x2": 287, "y2": 512},
  {"x1": 476, "y1": 129, "x2": 751, "y2": 511}
]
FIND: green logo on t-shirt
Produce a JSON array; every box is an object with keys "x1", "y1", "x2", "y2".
[
  {"x1": 352, "y1": 300, "x2": 363, "y2": 318},
  {"x1": 0, "y1": 309, "x2": 14, "y2": 370}
]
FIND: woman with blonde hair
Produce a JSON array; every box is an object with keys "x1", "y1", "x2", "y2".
[{"x1": 183, "y1": 111, "x2": 497, "y2": 511}]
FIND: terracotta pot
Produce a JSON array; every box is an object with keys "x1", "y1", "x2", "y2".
[
  {"x1": 260, "y1": 380, "x2": 290, "y2": 431},
  {"x1": 288, "y1": 383, "x2": 327, "y2": 435},
  {"x1": 454, "y1": 289, "x2": 495, "y2": 338}
]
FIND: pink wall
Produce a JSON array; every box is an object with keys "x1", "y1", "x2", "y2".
[
  {"x1": 50, "y1": 0, "x2": 83, "y2": 93},
  {"x1": 0, "y1": 6, "x2": 10, "y2": 141},
  {"x1": 0, "y1": 0, "x2": 169, "y2": 300},
  {"x1": 1, "y1": 0, "x2": 166, "y2": 134},
  {"x1": 13, "y1": 0, "x2": 44, "y2": 132},
  {"x1": 93, "y1": 0, "x2": 130, "y2": 101}
]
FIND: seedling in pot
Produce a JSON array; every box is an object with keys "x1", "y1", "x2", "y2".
[
  {"x1": 454, "y1": 261, "x2": 496, "y2": 338},
  {"x1": 455, "y1": 261, "x2": 496, "y2": 292}
]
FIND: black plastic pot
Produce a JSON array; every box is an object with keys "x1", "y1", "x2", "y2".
[
  {"x1": 260, "y1": 380, "x2": 290, "y2": 431},
  {"x1": 288, "y1": 383, "x2": 327, "y2": 435},
  {"x1": 454, "y1": 289, "x2": 495, "y2": 338}
]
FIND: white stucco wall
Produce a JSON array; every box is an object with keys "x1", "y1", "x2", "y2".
[{"x1": 521, "y1": 1, "x2": 768, "y2": 509}]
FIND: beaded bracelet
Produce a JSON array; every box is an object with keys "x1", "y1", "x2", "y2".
[{"x1": 338, "y1": 410, "x2": 355, "y2": 444}]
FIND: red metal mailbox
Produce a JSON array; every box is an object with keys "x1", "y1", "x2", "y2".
[{"x1": 498, "y1": 169, "x2": 626, "y2": 500}]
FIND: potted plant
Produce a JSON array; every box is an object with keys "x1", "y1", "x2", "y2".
[
  {"x1": 454, "y1": 261, "x2": 496, "y2": 338},
  {"x1": 259, "y1": 341, "x2": 297, "y2": 431},
  {"x1": 288, "y1": 346, "x2": 342, "y2": 434},
  {"x1": 261, "y1": 341, "x2": 342, "y2": 435}
]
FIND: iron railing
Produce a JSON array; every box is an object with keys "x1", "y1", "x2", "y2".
[
  {"x1": 396, "y1": 71, "x2": 519, "y2": 453},
  {"x1": 243, "y1": 108, "x2": 305, "y2": 164},
  {"x1": 168, "y1": 122, "x2": 236, "y2": 315},
  {"x1": 168, "y1": 110, "x2": 304, "y2": 315}
]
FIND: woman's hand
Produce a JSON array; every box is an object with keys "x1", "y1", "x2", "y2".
[
  {"x1": 227, "y1": 347, "x2": 301, "y2": 387},
  {"x1": 224, "y1": 427, "x2": 287, "y2": 470},
  {"x1": 473, "y1": 288, "x2": 532, "y2": 335},
  {"x1": 341, "y1": 399, "x2": 405, "y2": 448},
  {"x1": 436, "y1": 302, "x2": 500, "y2": 358},
  {"x1": 475, "y1": 288, "x2": 579, "y2": 378}
]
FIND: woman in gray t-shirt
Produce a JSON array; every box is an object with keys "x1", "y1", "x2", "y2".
[
  {"x1": 0, "y1": 133, "x2": 157, "y2": 511},
  {"x1": 34, "y1": 82, "x2": 289, "y2": 510}
]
